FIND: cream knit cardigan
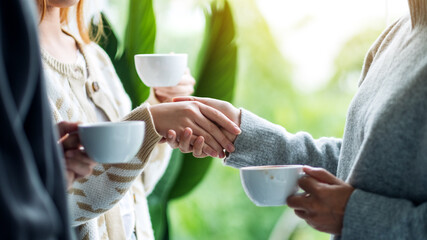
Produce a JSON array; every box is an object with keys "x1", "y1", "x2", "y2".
[{"x1": 42, "y1": 36, "x2": 172, "y2": 240}]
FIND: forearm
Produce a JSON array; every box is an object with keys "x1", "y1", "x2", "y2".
[
  {"x1": 68, "y1": 103, "x2": 162, "y2": 226},
  {"x1": 225, "y1": 109, "x2": 342, "y2": 174},
  {"x1": 341, "y1": 189, "x2": 427, "y2": 240}
]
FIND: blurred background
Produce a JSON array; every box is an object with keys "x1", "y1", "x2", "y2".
[{"x1": 85, "y1": 0, "x2": 407, "y2": 239}]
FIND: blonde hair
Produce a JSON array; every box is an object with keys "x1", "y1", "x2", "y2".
[{"x1": 37, "y1": 0, "x2": 103, "y2": 44}]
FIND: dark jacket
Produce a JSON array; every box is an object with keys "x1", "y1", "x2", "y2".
[{"x1": 0, "y1": 0, "x2": 72, "y2": 239}]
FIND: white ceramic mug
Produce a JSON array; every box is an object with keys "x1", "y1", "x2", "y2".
[
  {"x1": 78, "y1": 121, "x2": 145, "y2": 164},
  {"x1": 240, "y1": 165, "x2": 304, "y2": 207},
  {"x1": 134, "y1": 53, "x2": 188, "y2": 87}
]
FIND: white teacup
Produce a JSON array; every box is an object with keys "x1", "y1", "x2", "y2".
[
  {"x1": 134, "y1": 53, "x2": 188, "y2": 87},
  {"x1": 78, "y1": 121, "x2": 145, "y2": 164},
  {"x1": 240, "y1": 165, "x2": 303, "y2": 206}
]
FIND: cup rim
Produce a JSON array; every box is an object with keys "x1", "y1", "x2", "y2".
[
  {"x1": 134, "y1": 53, "x2": 187, "y2": 57},
  {"x1": 78, "y1": 121, "x2": 145, "y2": 129},
  {"x1": 240, "y1": 164, "x2": 303, "y2": 170}
]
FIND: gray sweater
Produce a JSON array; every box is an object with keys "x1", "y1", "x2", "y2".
[{"x1": 225, "y1": 1, "x2": 427, "y2": 239}]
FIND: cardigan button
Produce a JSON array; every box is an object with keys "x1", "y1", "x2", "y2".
[{"x1": 92, "y1": 82, "x2": 100, "y2": 92}]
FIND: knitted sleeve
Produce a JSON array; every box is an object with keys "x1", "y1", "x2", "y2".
[
  {"x1": 225, "y1": 109, "x2": 342, "y2": 175},
  {"x1": 89, "y1": 43, "x2": 172, "y2": 196},
  {"x1": 68, "y1": 103, "x2": 162, "y2": 226}
]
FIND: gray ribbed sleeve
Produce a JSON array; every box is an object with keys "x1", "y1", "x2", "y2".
[{"x1": 225, "y1": 109, "x2": 342, "y2": 175}]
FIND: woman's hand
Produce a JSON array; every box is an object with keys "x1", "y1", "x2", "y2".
[
  {"x1": 153, "y1": 68, "x2": 196, "y2": 103},
  {"x1": 163, "y1": 97, "x2": 240, "y2": 157},
  {"x1": 57, "y1": 122, "x2": 97, "y2": 189},
  {"x1": 149, "y1": 101, "x2": 241, "y2": 158},
  {"x1": 164, "y1": 128, "x2": 208, "y2": 158},
  {"x1": 286, "y1": 166, "x2": 354, "y2": 235},
  {"x1": 173, "y1": 96, "x2": 241, "y2": 128}
]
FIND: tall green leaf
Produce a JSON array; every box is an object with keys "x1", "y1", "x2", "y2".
[
  {"x1": 122, "y1": 0, "x2": 157, "y2": 107},
  {"x1": 169, "y1": 0, "x2": 237, "y2": 199},
  {"x1": 95, "y1": 1, "x2": 237, "y2": 239}
]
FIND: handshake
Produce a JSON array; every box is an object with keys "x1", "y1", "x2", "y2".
[
  {"x1": 149, "y1": 96, "x2": 241, "y2": 158},
  {"x1": 57, "y1": 96, "x2": 240, "y2": 189}
]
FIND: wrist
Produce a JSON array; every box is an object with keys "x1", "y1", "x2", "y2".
[{"x1": 147, "y1": 104, "x2": 159, "y2": 132}]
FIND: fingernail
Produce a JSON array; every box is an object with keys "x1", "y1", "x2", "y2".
[
  {"x1": 184, "y1": 130, "x2": 190, "y2": 137},
  {"x1": 168, "y1": 133, "x2": 173, "y2": 139},
  {"x1": 226, "y1": 144, "x2": 235, "y2": 152},
  {"x1": 211, "y1": 151, "x2": 218, "y2": 157},
  {"x1": 234, "y1": 126, "x2": 241, "y2": 134}
]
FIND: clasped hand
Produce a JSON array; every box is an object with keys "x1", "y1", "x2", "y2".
[{"x1": 150, "y1": 96, "x2": 241, "y2": 158}]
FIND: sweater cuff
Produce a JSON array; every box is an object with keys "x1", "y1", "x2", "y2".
[
  {"x1": 224, "y1": 108, "x2": 277, "y2": 168},
  {"x1": 122, "y1": 103, "x2": 162, "y2": 163}
]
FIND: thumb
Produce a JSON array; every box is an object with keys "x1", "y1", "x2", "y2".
[{"x1": 303, "y1": 166, "x2": 341, "y2": 185}]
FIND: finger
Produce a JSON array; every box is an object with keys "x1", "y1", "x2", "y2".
[
  {"x1": 173, "y1": 96, "x2": 203, "y2": 103},
  {"x1": 57, "y1": 121, "x2": 79, "y2": 137},
  {"x1": 177, "y1": 72, "x2": 196, "y2": 86},
  {"x1": 155, "y1": 85, "x2": 194, "y2": 97},
  {"x1": 202, "y1": 144, "x2": 218, "y2": 158},
  {"x1": 65, "y1": 150, "x2": 96, "y2": 177},
  {"x1": 193, "y1": 136, "x2": 205, "y2": 157},
  {"x1": 303, "y1": 166, "x2": 341, "y2": 185},
  {"x1": 60, "y1": 132, "x2": 81, "y2": 150},
  {"x1": 166, "y1": 130, "x2": 179, "y2": 149},
  {"x1": 294, "y1": 209, "x2": 310, "y2": 220},
  {"x1": 221, "y1": 128, "x2": 237, "y2": 144},
  {"x1": 178, "y1": 128, "x2": 193, "y2": 153},
  {"x1": 65, "y1": 149, "x2": 95, "y2": 165},
  {"x1": 298, "y1": 175, "x2": 321, "y2": 194},
  {"x1": 198, "y1": 103, "x2": 241, "y2": 135},
  {"x1": 190, "y1": 124, "x2": 221, "y2": 157},
  {"x1": 192, "y1": 116, "x2": 232, "y2": 155},
  {"x1": 287, "y1": 193, "x2": 312, "y2": 211},
  {"x1": 196, "y1": 104, "x2": 240, "y2": 152}
]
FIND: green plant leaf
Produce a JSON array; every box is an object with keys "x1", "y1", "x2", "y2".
[
  {"x1": 147, "y1": 149, "x2": 183, "y2": 240},
  {"x1": 122, "y1": 0, "x2": 157, "y2": 107},
  {"x1": 169, "y1": 0, "x2": 238, "y2": 199}
]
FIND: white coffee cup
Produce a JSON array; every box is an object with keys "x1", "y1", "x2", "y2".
[
  {"x1": 240, "y1": 165, "x2": 304, "y2": 206},
  {"x1": 134, "y1": 53, "x2": 188, "y2": 87},
  {"x1": 78, "y1": 121, "x2": 145, "y2": 164}
]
